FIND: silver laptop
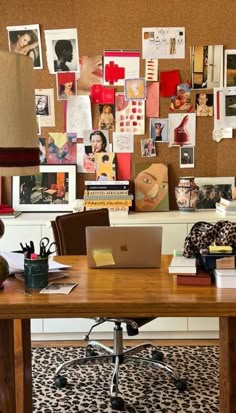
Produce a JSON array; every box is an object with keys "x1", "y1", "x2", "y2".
[{"x1": 86, "y1": 226, "x2": 162, "y2": 269}]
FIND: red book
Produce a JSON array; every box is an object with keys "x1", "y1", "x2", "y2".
[{"x1": 177, "y1": 269, "x2": 211, "y2": 286}]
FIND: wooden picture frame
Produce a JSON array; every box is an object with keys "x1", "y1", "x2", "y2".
[{"x1": 12, "y1": 165, "x2": 77, "y2": 212}]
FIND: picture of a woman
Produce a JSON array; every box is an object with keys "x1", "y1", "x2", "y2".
[
  {"x1": 57, "y1": 72, "x2": 76, "y2": 100},
  {"x1": 7, "y1": 24, "x2": 42, "y2": 68}
]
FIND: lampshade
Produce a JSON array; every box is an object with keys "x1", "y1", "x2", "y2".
[{"x1": 0, "y1": 50, "x2": 40, "y2": 176}]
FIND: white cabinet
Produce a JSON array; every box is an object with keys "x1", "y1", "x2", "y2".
[{"x1": 1, "y1": 210, "x2": 229, "y2": 340}]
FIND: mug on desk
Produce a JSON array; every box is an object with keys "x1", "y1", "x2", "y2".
[{"x1": 24, "y1": 257, "x2": 48, "y2": 291}]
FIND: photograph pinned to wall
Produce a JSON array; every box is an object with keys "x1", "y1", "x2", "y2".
[
  {"x1": 77, "y1": 55, "x2": 103, "y2": 96},
  {"x1": 195, "y1": 92, "x2": 213, "y2": 116},
  {"x1": 195, "y1": 177, "x2": 235, "y2": 209},
  {"x1": 180, "y1": 146, "x2": 194, "y2": 168},
  {"x1": 95, "y1": 152, "x2": 116, "y2": 181},
  {"x1": 224, "y1": 50, "x2": 236, "y2": 87},
  {"x1": 57, "y1": 72, "x2": 77, "y2": 100},
  {"x1": 142, "y1": 27, "x2": 185, "y2": 59},
  {"x1": 38, "y1": 138, "x2": 46, "y2": 165},
  {"x1": 44, "y1": 28, "x2": 79, "y2": 74},
  {"x1": 47, "y1": 133, "x2": 77, "y2": 165},
  {"x1": 12, "y1": 165, "x2": 77, "y2": 212},
  {"x1": 115, "y1": 93, "x2": 145, "y2": 135},
  {"x1": 150, "y1": 118, "x2": 168, "y2": 142},
  {"x1": 98, "y1": 104, "x2": 115, "y2": 131},
  {"x1": 124, "y1": 78, "x2": 146, "y2": 100},
  {"x1": 35, "y1": 89, "x2": 55, "y2": 127},
  {"x1": 145, "y1": 59, "x2": 158, "y2": 81},
  {"x1": 112, "y1": 132, "x2": 134, "y2": 153},
  {"x1": 36, "y1": 115, "x2": 41, "y2": 135},
  {"x1": 170, "y1": 82, "x2": 192, "y2": 111},
  {"x1": 141, "y1": 139, "x2": 156, "y2": 157},
  {"x1": 134, "y1": 163, "x2": 169, "y2": 212},
  {"x1": 214, "y1": 87, "x2": 236, "y2": 129},
  {"x1": 7, "y1": 23, "x2": 43, "y2": 69},
  {"x1": 168, "y1": 113, "x2": 196, "y2": 147},
  {"x1": 190, "y1": 45, "x2": 223, "y2": 89},
  {"x1": 83, "y1": 129, "x2": 109, "y2": 173}
]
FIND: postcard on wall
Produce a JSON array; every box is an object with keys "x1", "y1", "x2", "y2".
[
  {"x1": 44, "y1": 28, "x2": 79, "y2": 74},
  {"x1": 115, "y1": 93, "x2": 145, "y2": 135},
  {"x1": 66, "y1": 95, "x2": 92, "y2": 136},
  {"x1": 180, "y1": 146, "x2": 194, "y2": 168},
  {"x1": 77, "y1": 55, "x2": 103, "y2": 96},
  {"x1": 56, "y1": 72, "x2": 77, "y2": 100},
  {"x1": 150, "y1": 118, "x2": 168, "y2": 142},
  {"x1": 214, "y1": 87, "x2": 236, "y2": 129},
  {"x1": 95, "y1": 152, "x2": 116, "y2": 181},
  {"x1": 170, "y1": 83, "x2": 192, "y2": 112},
  {"x1": 98, "y1": 104, "x2": 115, "y2": 131},
  {"x1": 134, "y1": 163, "x2": 169, "y2": 212},
  {"x1": 190, "y1": 45, "x2": 223, "y2": 89},
  {"x1": 112, "y1": 132, "x2": 134, "y2": 153},
  {"x1": 195, "y1": 91, "x2": 213, "y2": 116},
  {"x1": 7, "y1": 23, "x2": 43, "y2": 69},
  {"x1": 168, "y1": 113, "x2": 196, "y2": 147},
  {"x1": 35, "y1": 88, "x2": 55, "y2": 127},
  {"x1": 47, "y1": 133, "x2": 77, "y2": 164},
  {"x1": 103, "y1": 50, "x2": 140, "y2": 86},
  {"x1": 124, "y1": 78, "x2": 146, "y2": 100},
  {"x1": 224, "y1": 49, "x2": 236, "y2": 87},
  {"x1": 142, "y1": 27, "x2": 185, "y2": 59},
  {"x1": 141, "y1": 139, "x2": 156, "y2": 157},
  {"x1": 146, "y1": 82, "x2": 159, "y2": 118},
  {"x1": 145, "y1": 59, "x2": 158, "y2": 81}
]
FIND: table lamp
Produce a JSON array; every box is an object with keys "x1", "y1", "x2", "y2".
[{"x1": 0, "y1": 50, "x2": 40, "y2": 288}]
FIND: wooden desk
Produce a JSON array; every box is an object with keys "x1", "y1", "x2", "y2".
[{"x1": 0, "y1": 255, "x2": 236, "y2": 413}]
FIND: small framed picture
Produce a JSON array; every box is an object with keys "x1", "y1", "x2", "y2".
[
  {"x1": 195, "y1": 177, "x2": 235, "y2": 209},
  {"x1": 180, "y1": 146, "x2": 194, "y2": 168},
  {"x1": 124, "y1": 78, "x2": 146, "y2": 100},
  {"x1": 12, "y1": 165, "x2": 77, "y2": 212}
]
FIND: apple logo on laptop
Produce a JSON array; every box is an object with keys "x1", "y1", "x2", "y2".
[{"x1": 120, "y1": 244, "x2": 128, "y2": 252}]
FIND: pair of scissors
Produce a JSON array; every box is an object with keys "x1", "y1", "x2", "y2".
[{"x1": 39, "y1": 237, "x2": 57, "y2": 257}]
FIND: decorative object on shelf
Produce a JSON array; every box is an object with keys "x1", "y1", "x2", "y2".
[
  {"x1": 175, "y1": 176, "x2": 199, "y2": 212},
  {"x1": 195, "y1": 176, "x2": 235, "y2": 209},
  {"x1": 72, "y1": 199, "x2": 84, "y2": 213}
]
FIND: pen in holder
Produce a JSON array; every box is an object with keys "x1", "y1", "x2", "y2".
[{"x1": 24, "y1": 257, "x2": 48, "y2": 291}]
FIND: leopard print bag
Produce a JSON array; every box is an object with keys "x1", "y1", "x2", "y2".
[{"x1": 183, "y1": 220, "x2": 236, "y2": 258}]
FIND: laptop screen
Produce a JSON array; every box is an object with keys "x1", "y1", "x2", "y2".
[{"x1": 86, "y1": 226, "x2": 162, "y2": 268}]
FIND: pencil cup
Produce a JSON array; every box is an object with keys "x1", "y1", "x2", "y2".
[{"x1": 24, "y1": 257, "x2": 48, "y2": 291}]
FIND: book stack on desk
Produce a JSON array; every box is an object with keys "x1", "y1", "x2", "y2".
[
  {"x1": 83, "y1": 180, "x2": 133, "y2": 216},
  {"x1": 215, "y1": 197, "x2": 236, "y2": 217},
  {"x1": 168, "y1": 256, "x2": 211, "y2": 286}
]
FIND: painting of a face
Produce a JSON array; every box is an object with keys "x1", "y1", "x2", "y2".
[{"x1": 134, "y1": 163, "x2": 169, "y2": 211}]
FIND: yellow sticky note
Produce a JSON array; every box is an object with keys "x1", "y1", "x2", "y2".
[{"x1": 93, "y1": 250, "x2": 115, "y2": 267}]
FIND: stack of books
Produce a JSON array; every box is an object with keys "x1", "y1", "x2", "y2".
[
  {"x1": 83, "y1": 180, "x2": 133, "y2": 216},
  {"x1": 168, "y1": 255, "x2": 211, "y2": 286},
  {"x1": 216, "y1": 197, "x2": 236, "y2": 216}
]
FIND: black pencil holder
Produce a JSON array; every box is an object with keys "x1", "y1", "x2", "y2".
[{"x1": 24, "y1": 257, "x2": 48, "y2": 291}]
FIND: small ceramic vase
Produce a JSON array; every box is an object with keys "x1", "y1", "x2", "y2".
[{"x1": 175, "y1": 176, "x2": 199, "y2": 212}]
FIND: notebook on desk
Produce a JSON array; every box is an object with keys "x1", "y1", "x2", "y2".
[{"x1": 86, "y1": 226, "x2": 162, "y2": 268}]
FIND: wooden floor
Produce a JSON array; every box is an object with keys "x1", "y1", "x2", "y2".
[{"x1": 32, "y1": 339, "x2": 219, "y2": 348}]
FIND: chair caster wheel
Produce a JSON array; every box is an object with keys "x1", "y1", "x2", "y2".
[
  {"x1": 151, "y1": 349, "x2": 164, "y2": 361},
  {"x1": 54, "y1": 375, "x2": 67, "y2": 388},
  {"x1": 174, "y1": 378, "x2": 187, "y2": 391},
  {"x1": 86, "y1": 348, "x2": 97, "y2": 357},
  {"x1": 111, "y1": 396, "x2": 125, "y2": 411}
]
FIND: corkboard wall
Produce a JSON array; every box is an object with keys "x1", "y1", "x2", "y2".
[{"x1": 0, "y1": 0, "x2": 236, "y2": 209}]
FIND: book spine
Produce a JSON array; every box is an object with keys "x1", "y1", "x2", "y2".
[
  {"x1": 84, "y1": 190, "x2": 129, "y2": 196},
  {"x1": 84, "y1": 180, "x2": 129, "y2": 186},
  {"x1": 176, "y1": 275, "x2": 211, "y2": 286},
  {"x1": 84, "y1": 199, "x2": 132, "y2": 207},
  {"x1": 85, "y1": 185, "x2": 130, "y2": 190},
  {"x1": 83, "y1": 194, "x2": 133, "y2": 200}
]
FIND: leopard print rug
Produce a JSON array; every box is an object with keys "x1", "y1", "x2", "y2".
[{"x1": 32, "y1": 345, "x2": 219, "y2": 412}]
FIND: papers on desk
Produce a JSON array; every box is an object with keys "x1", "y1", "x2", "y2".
[{"x1": 0, "y1": 251, "x2": 71, "y2": 274}]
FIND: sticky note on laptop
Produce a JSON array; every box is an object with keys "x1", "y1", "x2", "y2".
[{"x1": 93, "y1": 250, "x2": 115, "y2": 267}]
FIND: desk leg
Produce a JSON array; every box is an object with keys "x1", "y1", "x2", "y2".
[
  {"x1": 0, "y1": 320, "x2": 16, "y2": 413},
  {"x1": 14, "y1": 319, "x2": 32, "y2": 413},
  {"x1": 219, "y1": 317, "x2": 236, "y2": 413}
]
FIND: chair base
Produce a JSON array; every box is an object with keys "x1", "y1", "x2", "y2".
[{"x1": 54, "y1": 323, "x2": 187, "y2": 410}]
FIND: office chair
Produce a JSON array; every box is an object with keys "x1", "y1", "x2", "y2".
[{"x1": 52, "y1": 209, "x2": 187, "y2": 411}]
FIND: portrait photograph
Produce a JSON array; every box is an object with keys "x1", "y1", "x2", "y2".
[
  {"x1": 180, "y1": 146, "x2": 194, "y2": 168},
  {"x1": 150, "y1": 118, "x2": 168, "y2": 142},
  {"x1": 7, "y1": 23, "x2": 43, "y2": 69},
  {"x1": 195, "y1": 92, "x2": 213, "y2": 117},
  {"x1": 44, "y1": 28, "x2": 79, "y2": 74},
  {"x1": 35, "y1": 88, "x2": 55, "y2": 127},
  {"x1": 57, "y1": 72, "x2": 77, "y2": 100}
]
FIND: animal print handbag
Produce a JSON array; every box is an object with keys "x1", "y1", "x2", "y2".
[{"x1": 183, "y1": 220, "x2": 236, "y2": 258}]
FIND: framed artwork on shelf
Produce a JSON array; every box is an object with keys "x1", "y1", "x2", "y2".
[
  {"x1": 195, "y1": 177, "x2": 235, "y2": 209},
  {"x1": 12, "y1": 165, "x2": 77, "y2": 212}
]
